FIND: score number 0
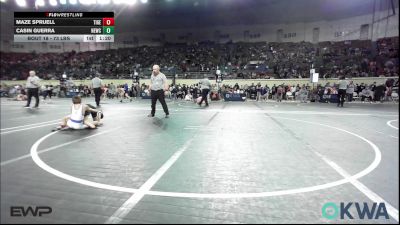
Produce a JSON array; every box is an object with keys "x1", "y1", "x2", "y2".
[{"x1": 102, "y1": 18, "x2": 114, "y2": 26}]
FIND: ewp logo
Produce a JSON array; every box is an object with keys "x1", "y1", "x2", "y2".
[
  {"x1": 10, "y1": 206, "x2": 52, "y2": 217},
  {"x1": 322, "y1": 202, "x2": 389, "y2": 220}
]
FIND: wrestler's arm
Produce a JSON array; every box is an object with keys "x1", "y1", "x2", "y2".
[{"x1": 84, "y1": 105, "x2": 99, "y2": 113}]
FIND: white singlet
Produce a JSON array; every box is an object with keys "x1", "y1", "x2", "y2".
[{"x1": 67, "y1": 104, "x2": 86, "y2": 129}]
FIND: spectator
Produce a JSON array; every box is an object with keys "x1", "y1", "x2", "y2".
[{"x1": 346, "y1": 80, "x2": 355, "y2": 102}]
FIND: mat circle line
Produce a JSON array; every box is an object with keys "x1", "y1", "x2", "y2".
[{"x1": 30, "y1": 116, "x2": 381, "y2": 198}]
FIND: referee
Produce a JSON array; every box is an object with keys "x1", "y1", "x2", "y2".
[
  {"x1": 148, "y1": 65, "x2": 170, "y2": 118},
  {"x1": 91, "y1": 74, "x2": 103, "y2": 107},
  {"x1": 24, "y1": 70, "x2": 41, "y2": 109},
  {"x1": 337, "y1": 75, "x2": 348, "y2": 107},
  {"x1": 198, "y1": 75, "x2": 211, "y2": 107}
]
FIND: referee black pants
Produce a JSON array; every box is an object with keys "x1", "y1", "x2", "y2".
[
  {"x1": 26, "y1": 88, "x2": 39, "y2": 107},
  {"x1": 199, "y1": 88, "x2": 210, "y2": 106},
  {"x1": 151, "y1": 90, "x2": 169, "y2": 116},
  {"x1": 93, "y1": 87, "x2": 102, "y2": 107},
  {"x1": 337, "y1": 89, "x2": 346, "y2": 107}
]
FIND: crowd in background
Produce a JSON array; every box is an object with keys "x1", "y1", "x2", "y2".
[
  {"x1": 1, "y1": 37, "x2": 398, "y2": 81},
  {"x1": 1, "y1": 77, "x2": 398, "y2": 104}
]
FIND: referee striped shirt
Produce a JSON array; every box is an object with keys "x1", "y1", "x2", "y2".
[
  {"x1": 91, "y1": 77, "x2": 103, "y2": 88},
  {"x1": 150, "y1": 73, "x2": 167, "y2": 91}
]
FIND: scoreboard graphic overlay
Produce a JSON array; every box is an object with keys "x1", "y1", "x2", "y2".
[{"x1": 14, "y1": 12, "x2": 114, "y2": 42}]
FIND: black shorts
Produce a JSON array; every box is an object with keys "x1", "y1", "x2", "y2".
[{"x1": 84, "y1": 104, "x2": 104, "y2": 119}]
